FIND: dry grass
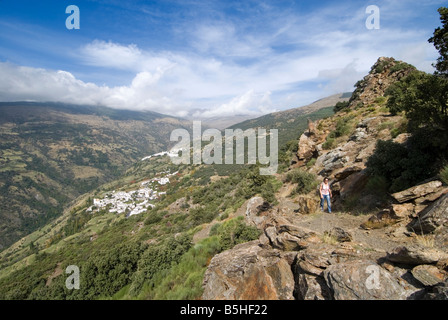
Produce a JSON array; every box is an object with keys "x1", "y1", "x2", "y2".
[
  {"x1": 321, "y1": 233, "x2": 339, "y2": 245},
  {"x1": 415, "y1": 234, "x2": 435, "y2": 248}
]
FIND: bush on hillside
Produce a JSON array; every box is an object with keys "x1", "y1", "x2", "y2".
[
  {"x1": 440, "y1": 165, "x2": 448, "y2": 185},
  {"x1": 284, "y1": 169, "x2": 318, "y2": 195}
]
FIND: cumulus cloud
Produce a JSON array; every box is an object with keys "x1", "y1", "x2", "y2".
[{"x1": 0, "y1": 0, "x2": 441, "y2": 119}]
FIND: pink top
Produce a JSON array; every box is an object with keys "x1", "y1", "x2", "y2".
[{"x1": 320, "y1": 182, "x2": 330, "y2": 196}]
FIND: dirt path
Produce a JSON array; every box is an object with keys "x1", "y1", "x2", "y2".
[
  {"x1": 292, "y1": 211, "x2": 411, "y2": 253},
  {"x1": 275, "y1": 183, "x2": 413, "y2": 254}
]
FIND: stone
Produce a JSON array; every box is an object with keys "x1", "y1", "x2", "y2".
[
  {"x1": 411, "y1": 265, "x2": 446, "y2": 286},
  {"x1": 201, "y1": 241, "x2": 295, "y2": 300},
  {"x1": 409, "y1": 194, "x2": 448, "y2": 233},
  {"x1": 323, "y1": 260, "x2": 410, "y2": 300},
  {"x1": 357, "y1": 117, "x2": 377, "y2": 129},
  {"x1": 294, "y1": 196, "x2": 320, "y2": 214},
  {"x1": 355, "y1": 141, "x2": 376, "y2": 163},
  {"x1": 334, "y1": 166, "x2": 363, "y2": 181},
  {"x1": 391, "y1": 203, "x2": 415, "y2": 218},
  {"x1": 297, "y1": 131, "x2": 319, "y2": 161},
  {"x1": 315, "y1": 148, "x2": 349, "y2": 174},
  {"x1": 295, "y1": 272, "x2": 332, "y2": 300},
  {"x1": 414, "y1": 187, "x2": 448, "y2": 205},
  {"x1": 387, "y1": 245, "x2": 448, "y2": 265},
  {"x1": 391, "y1": 180, "x2": 443, "y2": 203},
  {"x1": 392, "y1": 133, "x2": 411, "y2": 144},
  {"x1": 423, "y1": 280, "x2": 448, "y2": 300},
  {"x1": 245, "y1": 196, "x2": 267, "y2": 228},
  {"x1": 349, "y1": 128, "x2": 368, "y2": 142},
  {"x1": 338, "y1": 170, "x2": 369, "y2": 201},
  {"x1": 361, "y1": 209, "x2": 402, "y2": 230},
  {"x1": 267, "y1": 224, "x2": 321, "y2": 251},
  {"x1": 324, "y1": 227, "x2": 353, "y2": 243},
  {"x1": 307, "y1": 118, "x2": 316, "y2": 134}
]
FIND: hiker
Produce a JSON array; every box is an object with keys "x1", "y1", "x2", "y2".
[{"x1": 319, "y1": 178, "x2": 332, "y2": 213}]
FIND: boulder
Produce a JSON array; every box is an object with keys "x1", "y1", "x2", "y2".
[
  {"x1": 411, "y1": 265, "x2": 446, "y2": 287},
  {"x1": 391, "y1": 203, "x2": 415, "y2": 219},
  {"x1": 322, "y1": 150, "x2": 349, "y2": 173},
  {"x1": 295, "y1": 272, "x2": 332, "y2": 300},
  {"x1": 391, "y1": 180, "x2": 443, "y2": 203},
  {"x1": 349, "y1": 127, "x2": 368, "y2": 142},
  {"x1": 409, "y1": 194, "x2": 448, "y2": 233},
  {"x1": 324, "y1": 227, "x2": 353, "y2": 243},
  {"x1": 414, "y1": 187, "x2": 448, "y2": 205},
  {"x1": 361, "y1": 209, "x2": 402, "y2": 230},
  {"x1": 386, "y1": 245, "x2": 448, "y2": 265},
  {"x1": 245, "y1": 197, "x2": 268, "y2": 228},
  {"x1": 298, "y1": 131, "x2": 319, "y2": 161},
  {"x1": 201, "y1": 241, "x2": 295, "y2": 300},
  {"x1": 265, "y1": 224, "x2": 321, "y2": 251},
  {"x1": 334, "y1": 166, "x2": 363, "y2": 181},
  {"x1": 294, "y1": 196, "x2": 320, "y2": 214},
  {"x1": 323, "y1": 260, "x2": 410, "y2": 300},
  {"x1": 338, "y1": 170, "x2": 369, "y2": 201},
  {"x1": 357, "y1": 117, "x2": 377, "y2": 129},
  {"x1": 355, "y1": 141, "x2": 376, "y2": 163},
  {"x1": 423, "y1": 280, "x2": 448, "y2": 300}
]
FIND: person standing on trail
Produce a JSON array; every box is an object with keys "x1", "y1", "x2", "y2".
[{"x1": 319, "y1": 178, "x2": 332, "y2": 213}]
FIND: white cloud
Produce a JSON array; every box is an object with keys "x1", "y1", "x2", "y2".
[
  {"x1": 0, "y1": 1, "x2": 441, "y2": 119},
  {"x1": 194, "y1": 90, "x2": 276, "y2": 118}
]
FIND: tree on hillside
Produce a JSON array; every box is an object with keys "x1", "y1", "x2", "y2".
[
  {"x1": 386, "y1": 71, "x2": 448, "y2": 132},
  {"x1": 385, "y1": 7, "x2": 448, "y2": 135},
  {"x1": 429, "y1": 7, "x2": 448, "y2": 77}
]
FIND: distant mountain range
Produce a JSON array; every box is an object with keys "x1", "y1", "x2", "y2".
[{"x1": 0, "y1": 102, "x2": 191, "y2": 250}]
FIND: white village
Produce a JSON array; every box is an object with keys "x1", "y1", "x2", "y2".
[{"x1": 86, "y1": 169, "x2": 178, "y2": 217}]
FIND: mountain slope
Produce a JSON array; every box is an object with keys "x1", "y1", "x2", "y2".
[
  {"x1": 229, "y1": 93, "x2": 351, "y2": 147},
  {"x1": 0, "y1": 92, "x2": 346, "y2": 299},
  {"x1": 0, "y1": 102, "x2": 191, "y2": 250}
]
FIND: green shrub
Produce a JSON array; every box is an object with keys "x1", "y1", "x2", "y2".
[
  {"x1": 366, "y1": 135, "x2": 438, "y2": 193},
  {"x1": 440, "y1": 166, "x2": 448, "y2": 185},
  {"x1": 214, "y1": 217, "x2": 261, "y2": 251},
  {"x1": 306, "y1": 158, "x2": 316, "y2": 168},
  {"x1": 322, "y1": 137, "x2": 336, "y2": 150},
  {"x1": 374, "y1": 96, "x2": 387, "y2": 105},
  {"x1": 334, "y1": 116, "x2": 355, "y2": 137},
  {"x1": 366, "y1": 175, "x2": 389, "y2": 195},
  {"x1": 333, "y1": 101, "x2": 350, "y2": 113},
  {"x1": 284, "y1": 169, "x2": 318, "y2": 195}
]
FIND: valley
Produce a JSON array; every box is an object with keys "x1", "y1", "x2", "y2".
[{"x1": 0, "y1": 57, "x2": 447, "y2": 301}]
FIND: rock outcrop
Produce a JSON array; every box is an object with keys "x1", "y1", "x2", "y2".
[
  {"x1": 202, "y1": 241, "x2": 295, "y2": 300},
  {"x1": 202, "y1": 193, "x2": 448, "y2": 300},
  {"x1": 391, "y1": 180, "x2": 444, "y2": 204},
  {"x1": 201, "y1": 57, "x2": 448, "y2": 301},
  {"x1": 409, "y1": 194, "x2": 448, "y2": 233}
]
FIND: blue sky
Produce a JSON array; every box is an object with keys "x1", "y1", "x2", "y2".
[{"x1": 0, "y1": 0, "x2": 445, "y2": 118}]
